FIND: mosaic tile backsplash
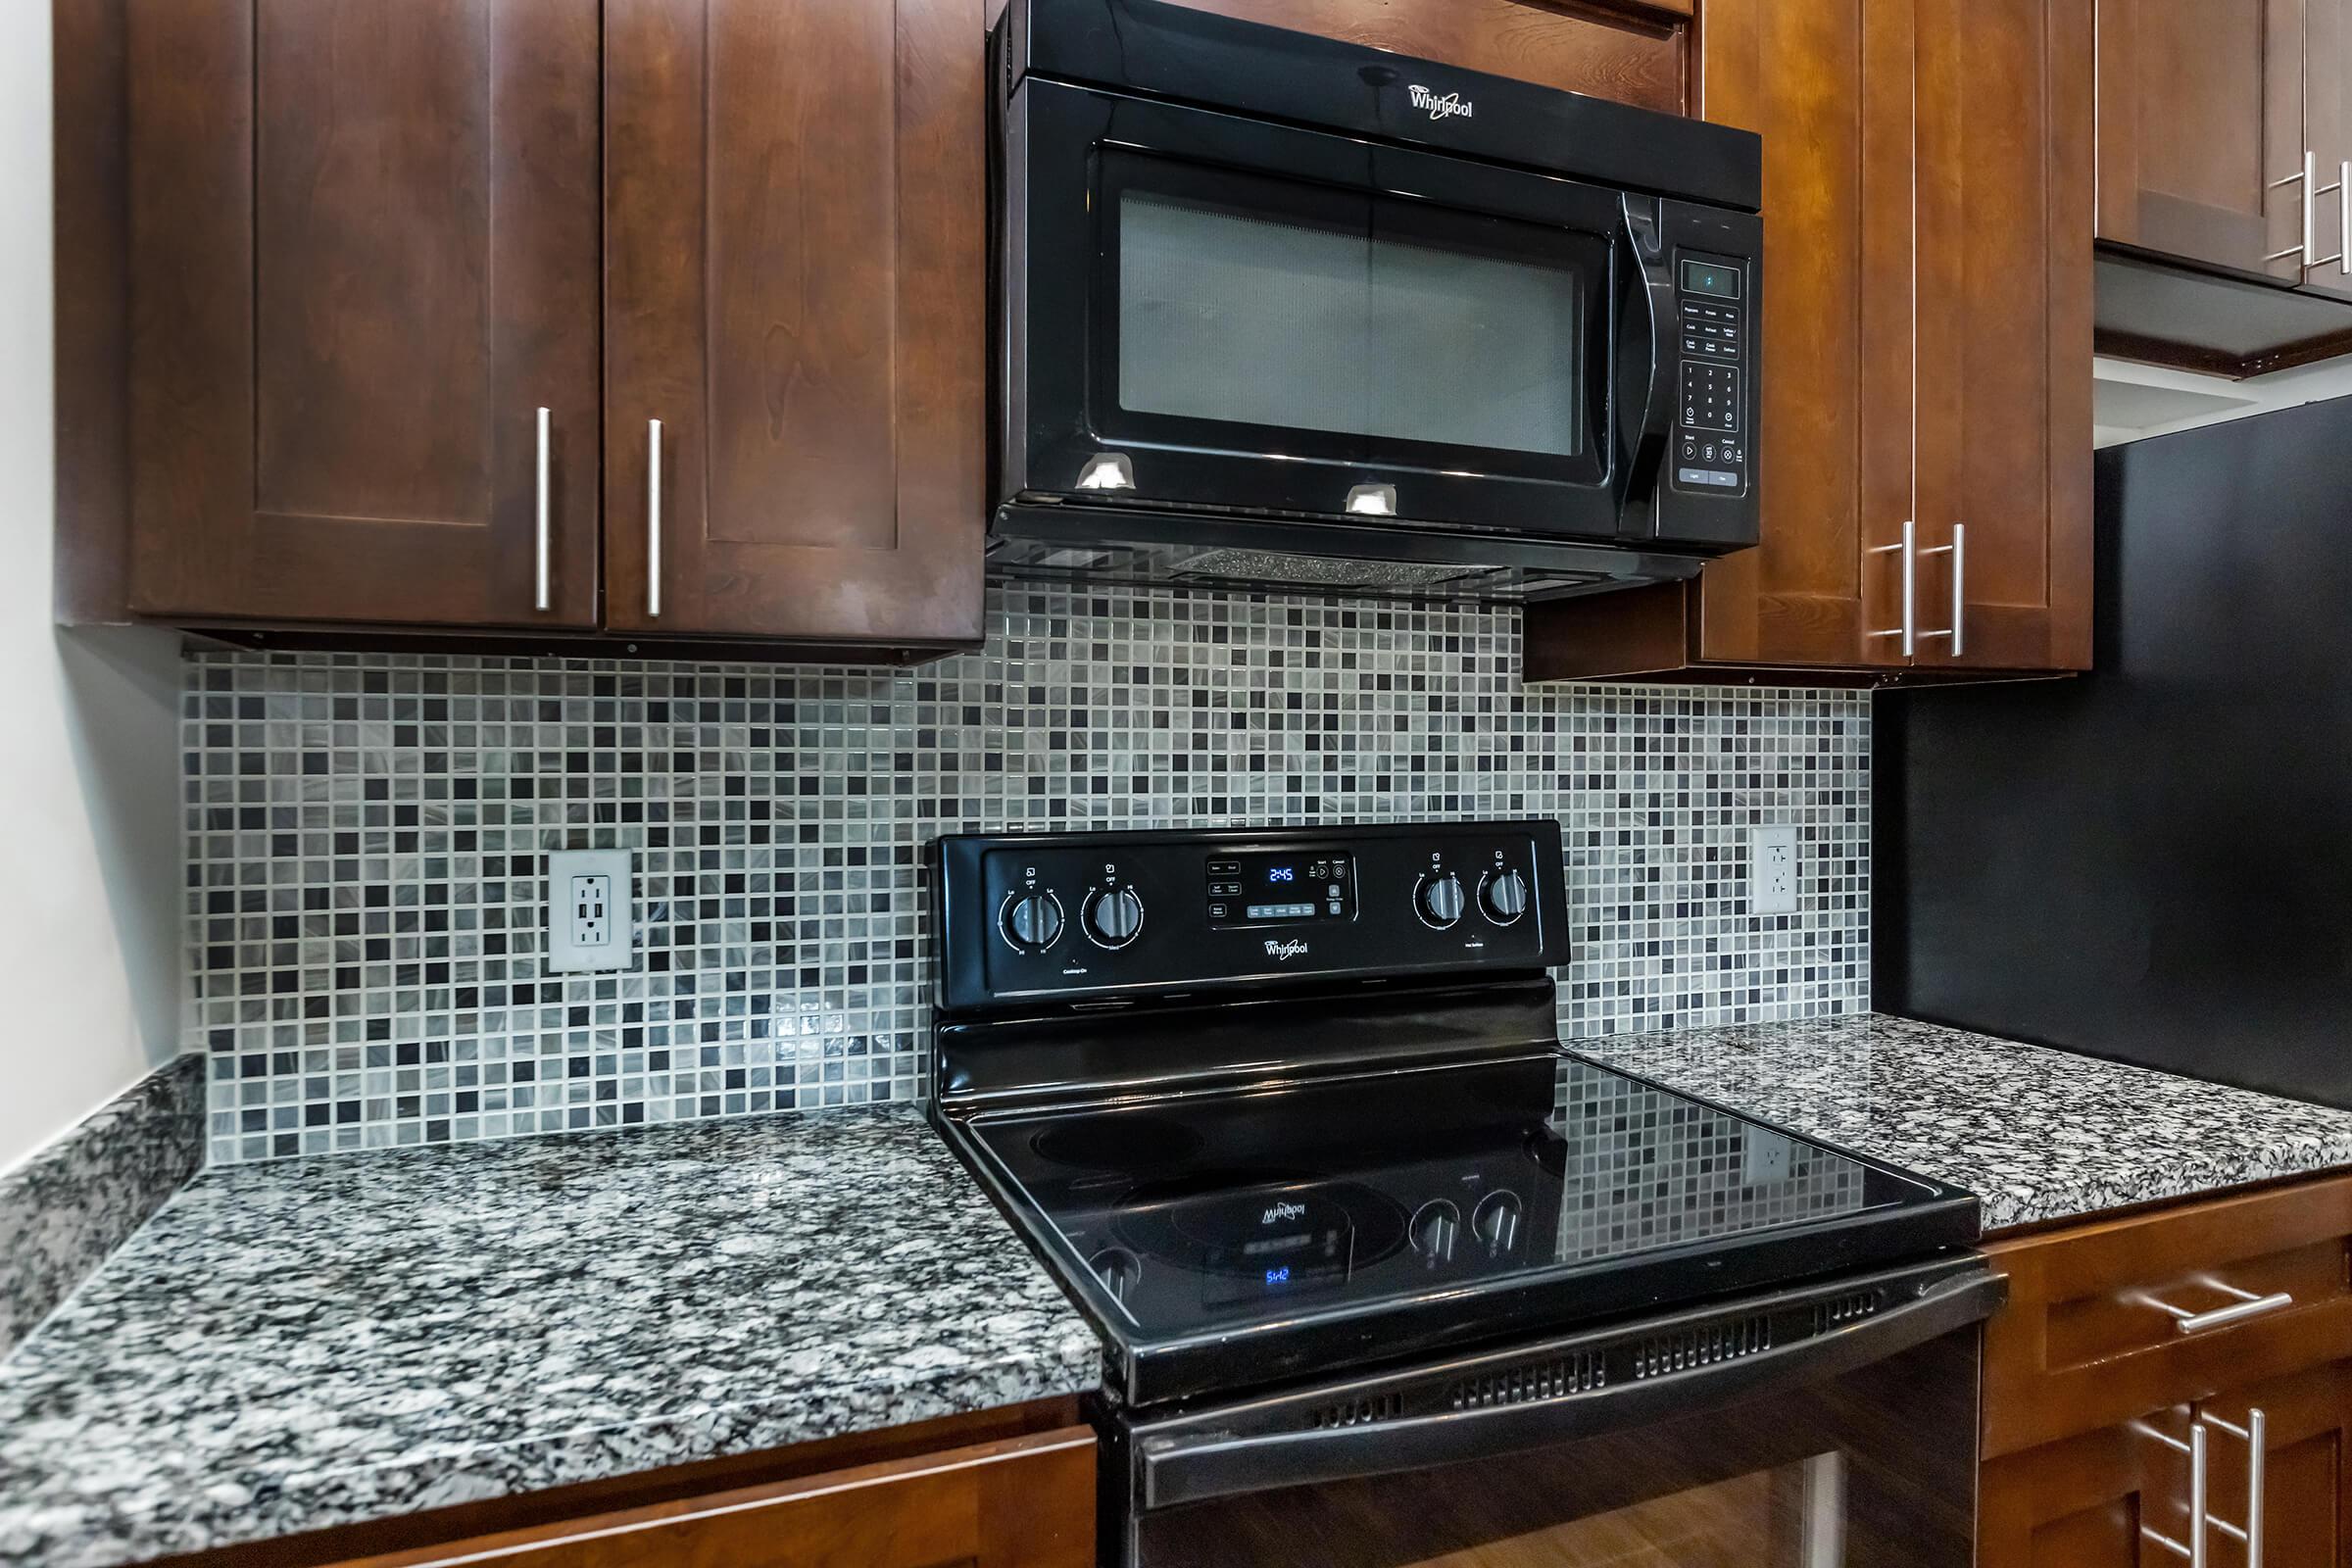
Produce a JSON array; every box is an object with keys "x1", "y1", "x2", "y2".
[{"x1": 184, "y1": 583, "x2": 1870, "y2": 1164}]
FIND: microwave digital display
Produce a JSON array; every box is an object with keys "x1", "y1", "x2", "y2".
[{"x1": 1681, "y1": 259, "x2": 1741, "y2": 300}]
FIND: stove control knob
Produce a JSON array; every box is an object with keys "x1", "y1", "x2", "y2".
[
  {"x1": 1001, "y1": 891, "x2": 1064, "y2": 954},
  {"x1": 1472, "y1": 1191, "x2": 1523, "y2": 1255},
  {"x1": 1415, "y1": 872, "x2": 1467, "y2": 930},
  {"x1": 1409, "y1": 1200, "x2": 1460, "y2": 1263},
  {"x1": 1083, "y1": 887, "x2": 1145, "y2": 949},
  {"x1": 1479, "y1": 868, "x2": 1530, "y2": 924},
  {"x1": 1089, "y1": 1247, "x2": 1143, "y2": 1304}
]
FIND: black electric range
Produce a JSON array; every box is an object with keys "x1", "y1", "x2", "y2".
[
  {"x1": 930, "y1": 819, "x2": 1979, "y2": 1406},
  {"x1": 930, "y1": 821, "x2": 1995, "y2": 1568}
]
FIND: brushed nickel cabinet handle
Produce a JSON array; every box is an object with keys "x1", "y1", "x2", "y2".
[
  {"x1": 534, "y1": 407, "x2": 552, "y2": 612},
  {"x1": 2141, "y1": 1282, "x2": 2294, "y2": 1336},
  {"x1": 2314, "y1": 157, "x2": 2348, "y2": 270},
  {"x1": 2268, "y1": 150, "x2": 2328, "y2": 264},
  {"x1": 2204, "y1": 1409, "x2": 2266, "y2": 1567},
  {"x1": 1917, "y1": 524, "x2": 1965, "y2": 657},
  {"x1": 1866, "y1": 519, "x2": 1916, "y2": 659},
  {"x1": 647, "y1": 418, "x2": 663, "y2": 619},
  {"x1": 2139, "y1": 1419, "x2": 2208, "y2": 1566}
]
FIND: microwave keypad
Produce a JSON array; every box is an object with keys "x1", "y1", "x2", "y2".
[{"x1": 1672, "y1": 270, "x2": 1748, "y2": 495}]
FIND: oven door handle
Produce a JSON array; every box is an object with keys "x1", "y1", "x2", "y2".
[
  {"x1": 1611, "y1": 194, "x2": 1675, "y2": 512},
  {"x1": 1138, "y1": 1267, "x2": 2004, "y2": 1512}
]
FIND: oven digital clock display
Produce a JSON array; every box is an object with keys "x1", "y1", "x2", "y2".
[{"x1": 1203, "y1": 852, "x2": 1356, "y2": 928}]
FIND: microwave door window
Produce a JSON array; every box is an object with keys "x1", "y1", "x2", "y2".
[
  {"x1": 1361, "y1": 210, "x2": 1583, "y2": 460},
  {"x1": 1102, "y1": 153, "x2": 1603, "y2": 485},
  {"x1": 1118, "y1": 188, "x2": 1376, "y2": 444}
]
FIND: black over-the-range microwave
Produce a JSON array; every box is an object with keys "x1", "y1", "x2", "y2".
[{"x1": 989, "y1": 0, "x2": 1763, "y2": 605}]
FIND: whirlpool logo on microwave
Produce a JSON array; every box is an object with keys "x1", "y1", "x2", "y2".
[
  {"x1": 1263, "y1": 939, "x2": 1310, "y2": 962},
  {"x1": 1407, "y1": 84, "x2": 1474, "y2": 121}
]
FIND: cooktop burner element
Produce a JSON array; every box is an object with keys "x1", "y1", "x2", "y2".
[
  {"x1": 929, "y1": 821, "x2": 1979, "y2": 1406},
  {"x1": 1028, "y1": 1115, "x2": 1202, "y2": 1174}
]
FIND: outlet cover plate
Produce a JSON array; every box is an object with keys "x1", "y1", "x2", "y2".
[
  {"x1": 548, "y1": 849, "x2": 634, "y2": 972},
  {"x1": 1750, "y1": 825, "x2": 1798, "y2": 916}
]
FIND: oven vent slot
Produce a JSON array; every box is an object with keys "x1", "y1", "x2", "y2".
[
  {"x1": 1305, "y1": 1393, "x2": 1404, "y2": 1430},
  {"x1": 1446, "y1": 1352, "x2": 1606, "y2": 1411},
  {"x1": 1813, "y1": 1291, "x2": 1882, "y2": 1334},
  {"x1": 1632, "y1": 1315, "x2": 1773, "y2": 1379}
]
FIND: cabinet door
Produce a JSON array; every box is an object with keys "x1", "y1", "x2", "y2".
[
  {"x1": 2094, "y1": 0, "x2": 2305, "y2": 280},
  {"x1": 1911, "y1": 0, "x2": 2094, "y2": 672},
  {"x1": 2203, "y1": 1363, "x2": 2352, "y2": 1568},
  {"x1": 604, "y1": 0, "x2": 986, "y2": 649},
  {"x1": 1681, "y1": 0, "x2": 1917, "y2": 670},
  {"x1": 1980, "y1": 1412, "x2": 2199, "y2": 1566},
  {"x1": 127, "y1": 0, "x2": 602, "y2": 628}
]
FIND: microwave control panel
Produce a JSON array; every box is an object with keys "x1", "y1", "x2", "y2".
[{"x1": 1670, "y1": 253, "x2": 1748, "y2": 496}]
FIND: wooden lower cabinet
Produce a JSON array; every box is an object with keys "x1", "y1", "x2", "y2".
[
  {"x1": 328, "y1": 1426, "x2": 1095, "y2": 1568},
  {"x1": 1979, "y1": 1413, "x2": 2197, "y2": 1565},
  {"x1": 1978, "y1": 1172, "x2": 2352, "y2": 1566}
]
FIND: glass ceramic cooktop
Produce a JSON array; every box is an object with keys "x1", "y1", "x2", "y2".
[{"x1": 969, "y1": 1053, "x2": 1941, "y2": 1341}]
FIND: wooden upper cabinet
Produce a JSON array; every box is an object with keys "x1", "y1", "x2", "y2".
[
  {"x1": 125, "y1": 0, "x2": 603, "y2": 629},
  {"x1": 2094, "y1": 0, "x2": 2306, "y2": 280},
  {"x1": 1525, "y1": 0, "x2": 2093, "y2": 682},
  {"x1": 1913, "y1": 0, "x2": 2094, "y2": 672},
  {"x1": 1169, "y1": 0, "x2": 1693, "y2": 112},
  {"x1": 1687, "y1": 0, "x2": 1914, "y2": 674},
  {"x1": 603, "y1": 0, "x2": 987, "y2": 649}
]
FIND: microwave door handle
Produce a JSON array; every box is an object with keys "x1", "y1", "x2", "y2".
[
  {"x1": 1612, "y1": 195, "x2": 1675, "y2": 511},
  {"x1": 1138, "y1": 1268, "x2": 2004, "y2": 1513}
]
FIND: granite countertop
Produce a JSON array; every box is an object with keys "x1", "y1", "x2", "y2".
[
  {"x1": 1583, "y1": 1013, "x2": 2352, "y2": 1234},
  {"x1": 0, "y1": 1106, "x2": 1102, "y2": 1568}
]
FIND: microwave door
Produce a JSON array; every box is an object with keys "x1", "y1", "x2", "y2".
[{"x1": 1006, "y1": 80, "x2": 1637, "y2": 542}]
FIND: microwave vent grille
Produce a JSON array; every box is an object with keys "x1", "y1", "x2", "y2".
[
  {"x1": 1446, "y1": 1351, "x2": 1606, "y2": 1411},
  {"x1": 1632, "y1": 1315, "x2": 1773, "y2": 1380},
  {"x1": 1169, "y1": 548, "x2": 1489, "y2": 593}
]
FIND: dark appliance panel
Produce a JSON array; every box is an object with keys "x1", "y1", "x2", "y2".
[
  {"x1": 936, "y1": 820, "x2": 1568, "y2": 1012},
  {"x1": 1881, "y1": 398, "x2": 2352, "y2": 1107}
]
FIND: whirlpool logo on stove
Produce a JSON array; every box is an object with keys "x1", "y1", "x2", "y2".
[
  {"x1": 1261, "y1": 1200, "x2": 1308, "y2": 1226},
  {"x1": 1407, "y1": 84, "x2": 1474, "y2": 121},
  {"x1": 1263, "y1": 939, "x2": 1310, "y2": 962}
]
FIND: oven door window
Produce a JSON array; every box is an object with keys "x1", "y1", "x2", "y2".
[{"x1": 1096, "y1": 150, "x2": 1610, "y2": 486}]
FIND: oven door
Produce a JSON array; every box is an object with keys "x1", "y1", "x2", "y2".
[
  {"x1": 1109, "y1": 1258, "x2": 2000, "y2": 1568},
  {"x1": 1002, "y1": 77, "x2": 1655, "y2": 543}
]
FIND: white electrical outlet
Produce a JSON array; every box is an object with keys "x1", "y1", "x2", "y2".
[
  {"x1": 1749, "y1": 825, "x2": 1798, "y2": 915},
  {"x1": 1741, "y1": 1131, "x2": 1793, "y2": 1187},
  {"x1": 547, "y1": 849, "x2": 634, "y2": 972}
]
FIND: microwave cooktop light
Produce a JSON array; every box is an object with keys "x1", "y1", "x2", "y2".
[{"x1": 1075, "y1": 453, "x2": 1137, "y2": 490}]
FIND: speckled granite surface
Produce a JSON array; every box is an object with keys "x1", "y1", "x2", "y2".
[
  {"x1": 0, "y1": 1106, "x2": 1101, "y2": 1568},
  {"x1": 1584, "y1": 1013, "x2": 2352, "y2": 1233},
  {"x1": 0, "y1": 1056, "x2": 203, "y2": 1358}
]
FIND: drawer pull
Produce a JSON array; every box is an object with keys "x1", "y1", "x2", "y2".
[{"x1": 2142, "y1": 1283, "x2": 2295, "y2": 1336}]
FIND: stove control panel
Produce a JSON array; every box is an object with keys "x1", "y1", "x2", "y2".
[{"x1": 937, "y1": 820, "x2": 1567, "y2": 1011}]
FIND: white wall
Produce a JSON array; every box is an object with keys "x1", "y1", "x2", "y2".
[
  {"x1": 0, "y1": 0, "x2": 181, "y2": 1172},
  {"x1": 2095, "y1": 353, "x2": 2352, "y2": 446}
]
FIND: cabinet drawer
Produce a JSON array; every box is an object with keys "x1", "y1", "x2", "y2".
[
  {"x1": 336, "y1": 1426, "x2": 1096, "y2": 1568},
  {"x1": 1984, "y1": 1171, "x2": 2352, "y2": 1458}
]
